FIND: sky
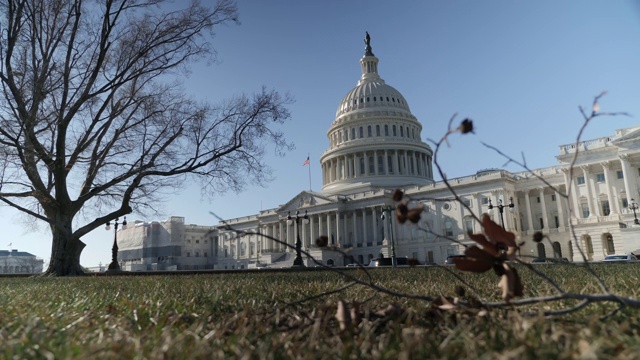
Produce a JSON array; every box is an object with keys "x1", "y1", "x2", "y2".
[{"x1": 2, "y1": 0, "x2": 640, "y2": 268}]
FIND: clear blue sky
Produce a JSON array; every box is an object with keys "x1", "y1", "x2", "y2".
[{"x1": 2, "y1": 0, "x2": 639, "y2": 268}]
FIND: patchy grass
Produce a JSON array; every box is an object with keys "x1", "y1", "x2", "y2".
[{"x1": 2, "y1": 265, "x2": 640, "y2": 359}]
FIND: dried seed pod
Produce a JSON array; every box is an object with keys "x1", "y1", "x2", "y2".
[{"x1": 316, "y1": 235, "x2": 329, "y2": 247}]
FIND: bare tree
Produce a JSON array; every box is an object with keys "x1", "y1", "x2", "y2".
[{"x1": 0, "y1": 0, "x2": 293, "y2": 275}]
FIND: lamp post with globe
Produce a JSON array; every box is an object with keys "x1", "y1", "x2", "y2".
[
  {"x1": 105, "y1": 217, "x2": 127, "y2": 273},
  {"x1": 630, "y1": 198, "x2": 640, "y2": 225},
  {"x1": 488, "y1": 197, "x2": 514, "y2": 230},
  {"x1": 287, "y1": 210, "x2": 309, "y2": 267}
]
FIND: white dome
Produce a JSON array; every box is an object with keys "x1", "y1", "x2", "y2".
[
  {"x1": 320, "y1": 33, "x2": 434, "y2": 196},
  {"x1": 336, "y1": 80, "x2": 411, "y2": 117}
]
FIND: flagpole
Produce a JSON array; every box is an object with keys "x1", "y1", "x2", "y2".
[{"x1": 308, "y1": 153, "x2": 312, "y2": 191}]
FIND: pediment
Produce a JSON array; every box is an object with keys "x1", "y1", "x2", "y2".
[
  {"x1": 611, "y1": 127, "x2": 640, "y2": 147},
  {"x1": 277, "y1": 191, "x2": 338, "y2": 213}
]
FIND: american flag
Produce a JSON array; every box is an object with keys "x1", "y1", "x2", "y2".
[{"x1": 302, "y1": 156, "x2": 310, "y2": 166}]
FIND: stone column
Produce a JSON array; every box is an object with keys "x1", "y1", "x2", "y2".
[
  {"x1": 555, "y1": 189, "x2": 565, "y2": 229},
  {"x1": 351, "y1": 211, "x2": 357, "y2": 246},
  {"x1": 601, "y1": 161, "x2": 617, "y2": 214},
  {"x1": 620, "y1": 154, "x2": 636, "y2": 207},
  {"x1": 412, "y1": 152, "x2": 418, "y2": 175},
  {"x1": 278, "y1": 221, "x2": 284, "y2": 251},
  {"x1": 326, "y1": 212, "x2": 332, "y2": 245},
  {"x1": 372, "y1": 207, "x2": 378, "y2": 244},
  {"x1": 539, "y1": 188, "x2": 549, "y2": 230},
  {"x1": 403, "y1": 151, "x2": 409, "y2": 175},
  {"x1": 309, "y1": 214, "x2": 315, "y2": 247},
  {"x1": 335, "y1": 212, "x2": 341, "y2": 246},
  {"x1": 362, "y1": 208, "x2": 368, "y2": 245},
  {"x1": 581, "y1": 165, "x2": 597, "y2": 217},
  {"x1": 393, "y1": 151, "x2": 399, "y2": 175},
  {"x1": 524, "y1": 191, "x2": 534, "y2": 231}
]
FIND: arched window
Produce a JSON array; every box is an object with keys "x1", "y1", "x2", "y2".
[
  {"x1": 392, "y1": 125, "x2": 397, "y2": 136},
  {"x1": 400, "y1": 126, "x2": 404, "y2": 137},
  {"x1": 367, "y1": 125, "x2": 372, "y2": 137},
  {"x1": 552, "y1": 241, "x2": 562, "y2": 258},
  {"x1": 351, "y1": 128, "x2": 356, "y2": 140},
  {"x1": 582, "y1": 235, "x2": 593, "y2": 260},
  {"x1": 387, "y1": 155, "x2": 394, "y2": 174},
  {"x1": 376, "y1": 125, "x2": 380, "y2": 136},
  {"x1": 384, "y1": 125, "x2": 389, "y2": 136},
  {"x1": 603, "y1": 233, "x2": 615, "y2": 254},
  {"x1": 377, "y1": 155, "x2": 384, "y2": 174},
  {"x1": 359, "y1": 127, "x2": 364, "y2": 138},
  {"x1": 537, "y1": 243, "x2": 547, "y2": 259},
  {"x1": 368, "y1": 156, "x2": 375, "y2": 174}
]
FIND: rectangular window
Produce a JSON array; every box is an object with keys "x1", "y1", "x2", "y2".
[
  {"x1": 204, "y1": 252, "x2": 208, "y2": 257},
  {"x1": 482, "y1": 197, "x2": 489, "y2": 205},
  {"x1": 368, "y1": 156, "x2": 375, "y2": 174},
  {"x1": 462, "y1": 198, "x2": 472, "y2": 207},
  {"x1": 622, "y1": 198, "x2": 628, "y2": 208},
  {"x1": 537, "y1": 196, "x2": 540, "y2": 203},
  {"x1": 187, "y1": 252, "x2": 191, "y2": 257},
  {"x1": 464, "y1": 219, "x2": 473, "y2": 233},
  {"x1": 602, "y1": 200, "x2": 611, "y2": 216},
  {"x1": 387, "y1": 155, "x2": 393, "y2": 174},
  {"x1": 360, "y1": 158, "x2": 365, "y2": 174},
  {"x1": 196, "y1": 240, "x2": 200, "y2": 244},
  {"x1": 195, "y1": 252, "x2": 200, "y2": 257},
  {"x1": 577, "y1": 176, "x2": 585, "y2": 185},
  {"x1": 581, "y1": 203, "x2": 590, "y2": 218},
  {"x1": 551, "y1": 194, "x2": 556, "y2": 201},
  {"x1": 539, "y1": 218, "x2": 544, "y2": 229},
  {"x1": 617, "y1": 170, "x2": 624, "y2": 179},
  {"x1": 377, "y1": 155, "x2": 384, "y2": 174},
  {"x1": 554, "y1": 216, "x2": 559, "y2": 228},
  {"x1": 596, "y1": 173, "x2": 605, "y2": 182}
]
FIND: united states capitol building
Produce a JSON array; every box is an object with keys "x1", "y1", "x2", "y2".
[{"x1": 116, "y1": 35, "x2": 640, "y2": 271}]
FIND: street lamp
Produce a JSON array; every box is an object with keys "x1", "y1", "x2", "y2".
[
  {"x1": 380, "y1": 206, "x2": 397, "y2": 268},
  {"x1": 105, "y1": 216, "x2": 127, "y2": 273},
  {"x1": 287, "y1": 210, "x2": 309, "y2": 267},
  {"x1": 488, "y1": 197, "x2": 514, "y2": 229},
  {"x1": 630, "y1": 198, "x2": 640, "y2": 225}
]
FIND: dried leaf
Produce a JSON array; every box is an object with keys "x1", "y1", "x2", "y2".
[
  {"x1": 375, "y1": 303, "x2": 403, "y2": 318},
  {"x1": 468, "y1": 234, "x2": 500, "y2": 257},
  {"x1": 482, "y1": 214, "x2": 516, "y2": 248},
  {"x1": 432, "y1": 296, "x2": 457, "y2": 310},
  {"x1": 392, "y1": 189, "x2": 404, "y2": 202},
  {"x1": 335, "y1": 300, "x2": 351, "y2": 331},
  {"x1": 407, "y1": 205, "x2": 423, "y2": 223},
  {"x1": 453, "y1": 255, "x2": 493, "y2": 273},
  {"x1": 396, "y1": 202, "x2": 409, "y2": 224},
  {"x1": 497, "y1": 263, "x2": 524, "y2": 302}
]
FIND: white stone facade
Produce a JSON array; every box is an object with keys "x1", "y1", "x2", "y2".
[
  {"x1": 117, "y1": 216, "x2": 217, "y2": 271},
  {"x1": 213, "y1": 37, "x2": 640, "y2": 268},
  {"x1": 0, "y1": 250, "x2": 44, "y2": 274},
  {"x1": 117, "y1": 35, "x2": 640, "y2": 270}
]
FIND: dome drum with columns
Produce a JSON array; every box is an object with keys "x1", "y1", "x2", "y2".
[{"x1": 320, "y1": 33, "x2": 434, "y2": 195}]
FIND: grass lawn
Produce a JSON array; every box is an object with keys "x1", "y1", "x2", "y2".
[{"x1": 2, "y1": 264, "x2": 640, "y2": 359}]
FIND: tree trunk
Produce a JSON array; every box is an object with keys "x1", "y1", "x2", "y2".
[{"x1": 43, "y1": 223, "x2": 86, "y2": 276}]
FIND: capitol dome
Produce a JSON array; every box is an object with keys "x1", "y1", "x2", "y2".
[{"x1": 320, "y1": 33, "x2": 434, "y2": 195}]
